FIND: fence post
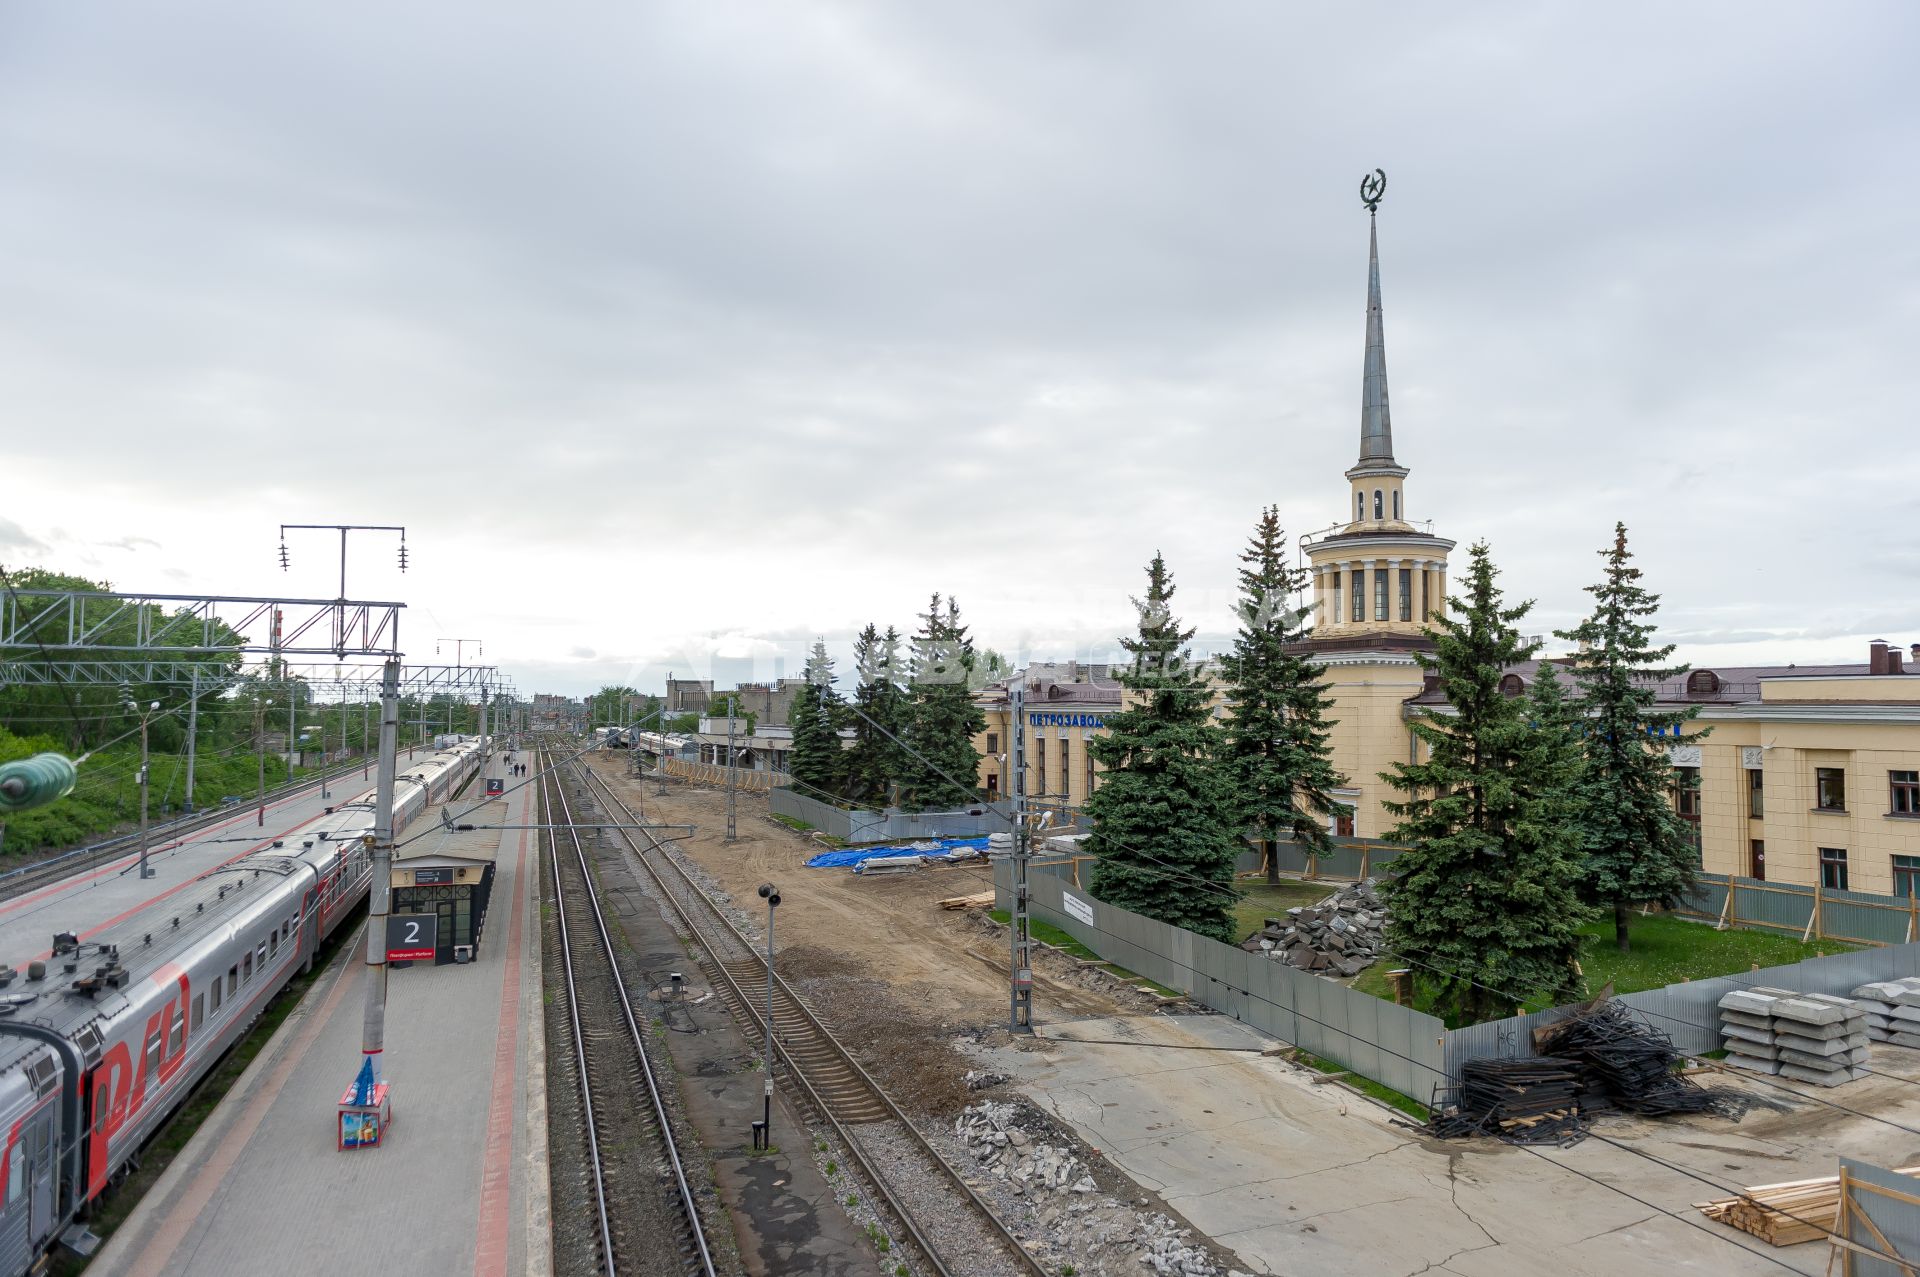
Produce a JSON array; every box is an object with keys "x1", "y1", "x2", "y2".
[
  {"x1": 1803, "y1": 879, "x2": 1823, "y2": 944},
  {"x1": 1908, "y1": 890, "x2": 1916, "y2": 945},
  {"x1": 1072, "y1": 857, "x2": 1082, "y2": 889},
  {"x1": 1358, "y1": 843, "x2": 1371, "y2": 882}
]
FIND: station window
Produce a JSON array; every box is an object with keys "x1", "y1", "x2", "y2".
[
  {"x1": 1820, "y1": 847, "x2": 1849, "y2": 891},
  {"x1": 1816, "y1": 767, "x2": 1847, "y2": 812},
  {"x1": 1060, "y1": 740, "x2": 1071, "y2": 802},
  {"x1": 1749, "y1": 769, "x2": 1764, "y2": 819},
  {"x1": 1892, "y1": 771, "x2": 1920, "y2": 815},
  {"x1": 1355, "y1": 493, "x2": 1364, "y2": 522},
  {"x1": 1374, "y1": 571, "x2": 1389, "y2": 621},
  {"x1": 1350, "y1": 570, "x2": 1364, "y2": 622},
  {"x1": 1895, "y1": 856, "x2": 1920, "y2": 899},
  {"x1": 1392, "y1": 490, "x2": 1400, "y2": 520},
  {"x1": 986, "y1": 733, "x2": 999, "y2": 756},
  {"x1": 1398, "y1": 568, "x2": 1412, "y2": 622},
  {"x1": 1749, "y1": 840, "x2": 1766, "y2": 881},
  {"x1": 1674, "y1": 767, "x2": 1701, "y2": 820},
  {"x1": 1373, "y1": 489, "x2": 1383, "y2": 520}
]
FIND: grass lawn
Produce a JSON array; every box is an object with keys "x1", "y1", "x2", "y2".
[
  {"x1": 1293, "y1": 1050, "x2": 1429, "y2": 1121},
  {"x1": 1230, "y1": 880, "x2": 1340, "y2": 943},
  {"x1": 989, "y1": 909, "x2": 1184, "y2": 999},
  {"x1": 1351, "y1": 912, "x2": 1858, "y2": 1017}
]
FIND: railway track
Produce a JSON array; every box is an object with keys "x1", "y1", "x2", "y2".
[
  {"x1": 568, "y1": 754, "x2": 1050, "y2": 1277},
  {"x1": 539, "y1": 747, "x2": 718, "y2": 1277}
]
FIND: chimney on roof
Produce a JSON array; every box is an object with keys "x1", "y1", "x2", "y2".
[
  {"x1": 1871, "y1": 640, "x2": 1890, "y2": 675},
  {"x1": 1894, "y1": 650, "x2": 1907, "y2": 675}
]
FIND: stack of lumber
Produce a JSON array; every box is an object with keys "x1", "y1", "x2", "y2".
[
  {"x1": 1697, "y1": 1164, "x2": 1920, "y2": 1246},
  {"x1": 939, "y1": 890, "x2": 995, "y2": 911},
  {"x1": 1849, "y1": 978, "x2": 1920, "y2": 1044},
  {"x1": 1716, "y1": 987, "x2": 1870, "y2": 1086}
]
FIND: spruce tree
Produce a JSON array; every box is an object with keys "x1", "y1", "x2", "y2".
[
  {"x1": 899, "y1": 595, "x2": 987, "y2": 810},
  {"x1": 1085, "y1": 553, "x2": 1240, "y2": 942},
  {"x1": 1556, "y1": 522, "x2": 1704, "y2": 953},
  {"x1": 788, "y1": 638, "x2": 845, "y2": 798},
  {"x1": 1380, "y1": 543, "x2": 1589, "y2": 1023},
  {"x1": 1215, "y1": 507, "x2": 1344, "y2": 886},
  {"x1": 841, "y1": 623, "x2": 909, "y2": 806}
]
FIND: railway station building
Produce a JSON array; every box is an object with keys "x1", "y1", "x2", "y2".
[{"x1": 970, "y1": 194, "x2": 1920, "y2": 897}]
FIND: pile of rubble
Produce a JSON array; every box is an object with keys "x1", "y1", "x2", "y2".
[
  {"x1": 955, "y1": 1101, "x2": 1098, "y2": 1195},
  {"x1": 1243, "y1": 880, "x2": 1387, "y2": 977}
]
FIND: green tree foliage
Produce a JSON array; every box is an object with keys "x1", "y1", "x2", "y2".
[
  {"x1": 841, "y1": 624, "x2": 909, "y2": 807},
  {"x1": 1556, "y1": 522, "x2": 1704, "y2": 953},
  {"x1": 1085, "y1": 554, "x2": 1240, "y2": 943},
  {"x1": 1379, "y1": 543, "x2": 1589, "y2": 1023},
  {"x1": 899, "y1": 595, "x2": 986, "y2": 810},
  {"x1": 789, "y1": 639, "x2": 846, "y2": 796},
  {"x1": 1215, "y1": 507, "x2": 1344, "y2": 885},
  {"x1": 590, "y1": 685, "x2": 641, "y2": 726}
]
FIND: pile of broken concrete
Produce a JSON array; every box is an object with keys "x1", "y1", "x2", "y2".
[
  {"x1": 1243, "y1": 879, "x2": 1387, "y2": 977},
  {"x1": 955, "y1": 1101, "x2": 1098, "y2": 1196}
]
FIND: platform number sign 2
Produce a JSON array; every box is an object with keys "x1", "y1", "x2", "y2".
[{"x1": 386, "y1": 913, "x2": 438, "y2": 962}]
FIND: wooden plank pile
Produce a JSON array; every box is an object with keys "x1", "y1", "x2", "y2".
[
  {"x1": 939, "y1": 890, "x2": 996, "y2": 911},
  {"x1": 1696, "y1": 1164, "x2": 1920, "y2": 1246}
]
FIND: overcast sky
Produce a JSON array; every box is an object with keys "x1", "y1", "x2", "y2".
[{"x1": 4, "y1": 3, "x2": 1916, "y2": 698}]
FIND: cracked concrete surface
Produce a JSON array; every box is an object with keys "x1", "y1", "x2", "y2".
[{"x1": 971, "y1": 1014, "x2": 1903, "y2": 1276}]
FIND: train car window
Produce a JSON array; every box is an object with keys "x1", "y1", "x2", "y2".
[
  {"x1": 242, "y1": 953, "x2": 252, "y2": 983},
  {"x1": 210, "y1": 980, "x2": 223, "y2": 1013},
  {"x1": 227, "y1": 966, "x2": 237, "y2": 998},
  {"x1": 256, "y1": 942, "x2": 267, "y2": 967},
  {"x1": 144, "y1": 1030, "x2": 162, "y2": 1079},
  {"x1": 6, "y1": 1144, "x2": 20, "y2": 1203},
  {"x1": 168, "y1": 1006, "x2": 184, "y2": 1054},
  {"x1": 191, "y1": 993, "x2": 205, "y2": 1032},
  {"x1": 268, "y1": 932, "x2": 278, "y2": 958}
]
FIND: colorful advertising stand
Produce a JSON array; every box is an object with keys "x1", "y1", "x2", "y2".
[{"x1": 338, "y1": 1058, "x2": 391, "y2": 1150}]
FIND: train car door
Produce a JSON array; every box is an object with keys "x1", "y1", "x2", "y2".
[{"x1": 25, "y1": 1111, "x2": 53, "y2": 1246}]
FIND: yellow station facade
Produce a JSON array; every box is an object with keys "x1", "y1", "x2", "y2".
[{"x1": 974, "y1": 200, "x2": 1920, "y2": 895}]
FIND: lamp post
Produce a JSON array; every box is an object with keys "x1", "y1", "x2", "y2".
[
  {"x1": 755, "y1": 882, "x2": 780, "y2": 1148},
  {"x1": 124, "y1": 694, "x2": 161, "y2": 880}
]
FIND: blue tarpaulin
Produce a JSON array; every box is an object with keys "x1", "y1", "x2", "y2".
[{"x1": 805, "y1": 836, "x2": 991, "y2": 869}]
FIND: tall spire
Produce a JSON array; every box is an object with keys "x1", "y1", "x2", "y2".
[{"x1": 1358, "y1": 169, "x2": 1394, "y2": 468}]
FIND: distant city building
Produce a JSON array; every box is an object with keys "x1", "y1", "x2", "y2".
[{"x1": 664, "y1": 676, "x2": 714, "y2": 714}]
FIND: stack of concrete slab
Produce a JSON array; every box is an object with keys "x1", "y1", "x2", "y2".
[
  {"x1": 1717, "y1": 988, "x2": 1783, "y2": 1074},
  {"x1": 1717, "y1": 986, "x2": 1871, "y2": 1086},
  {"x1": 1850, "y1": 978, "x2": 1920, "y2": 1045}
]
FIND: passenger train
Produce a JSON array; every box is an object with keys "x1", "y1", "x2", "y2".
[{"x1": 0, "y1": 737, "x2": 486, "y2": 1274}]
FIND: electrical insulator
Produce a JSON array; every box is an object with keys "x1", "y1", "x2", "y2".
[
  {"x1": 0, "y1": 753, "x2": 78, "y2": 813},
  {"x1": 278, "y1": 542, "x2": 289, "y2": 570},
  {"x1": 397, "y1": 542, "x2": 409, "y2": 573}
]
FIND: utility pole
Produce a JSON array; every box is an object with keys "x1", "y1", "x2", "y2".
[
  {"x1": 363, "y1": 691, "x2": 371, "y2": 781},
  {"x1": 287, "y1": 678, "x2": 297, "y2": 783},
  {"x1": 184, "y1": 670, "x2": 200, "y2": 814},
  {"x1": 359, "y1": 658, "x2": 402, "y2": 1103},
  {"x1": 255, "y1": 695, "x2": 267, "y2": 827},
  {"x1": 1008, "y1": 680, "x2": 1033, "y2": 1032},
  {"x1": 725, "y1": 695, "x2": 738, "y2": 842},
  {"x1": 125, "y1": 693, "x2": 160, "y2": 880}
]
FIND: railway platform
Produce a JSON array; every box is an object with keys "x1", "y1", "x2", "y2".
[{"x1": 86, "y1": 750, "x2": 551, "y2": 1277}]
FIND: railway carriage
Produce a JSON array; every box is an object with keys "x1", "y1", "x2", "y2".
[{"x1": 0, "y1": 738, "x2": 484, "y2": 1274}]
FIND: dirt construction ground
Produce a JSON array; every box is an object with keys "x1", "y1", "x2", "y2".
[{"x1": 588, "y1": 759, "x2": 1920, "y2": 1276}]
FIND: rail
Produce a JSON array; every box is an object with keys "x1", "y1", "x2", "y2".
[
  {"x1": 572, "y1": 756, "x2": 1049, "y2": 1277},
  {"x1": 538, "y1": 747, "x2": 717, "y2": 1277}
]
